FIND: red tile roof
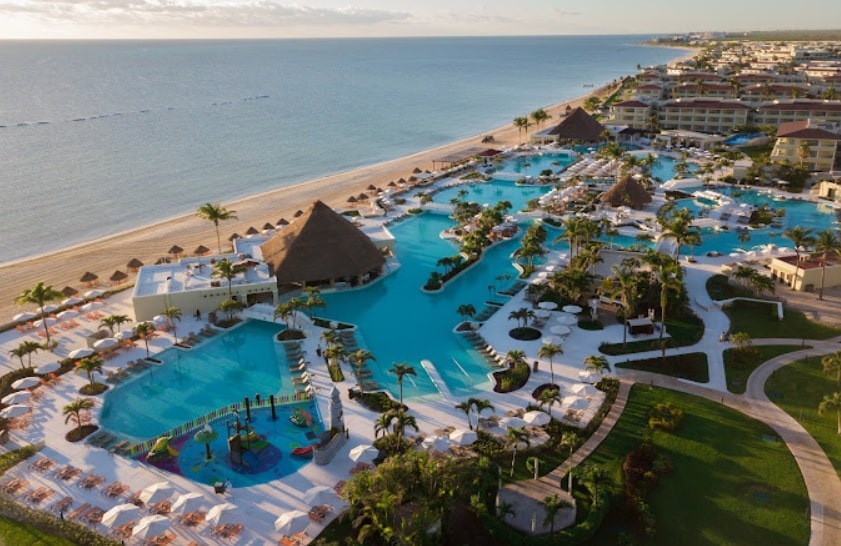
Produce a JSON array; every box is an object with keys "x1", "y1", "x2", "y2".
[
  {"x1": 776, "y1": 120, "x2": 840, "y2": 139},
  {"x1": 662, "y1": 100, "x2": 751, "y2": 110},
  {"x1": 613, "y1": 100, "x2": 650, "y2": 108},
  {"x1": 760, "y1": 101, "x2": 841, "y2": 112}
]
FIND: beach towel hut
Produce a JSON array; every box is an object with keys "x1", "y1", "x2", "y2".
[
  {"x1": 126, "y1": 258, "x2": 144, "y2": 272},
  {"x1": 599, "y1": 176, "x2": 652, "y2": 209},
  {"x1": 167, "y1": 245, "x2": 184, "y2": 258},
  {"x1": 397, "y1": 178, "x2": 407, "y2": 185},
  {"x1": 193, "y1": 245, "x2": 211, "y2": 256},
  {"x1": 109, "y1": 270, "x2": 128, "y2": 285},
  {"x1": 79, "y1": 271, "x2": 99, "y2": 287},
  {"x1": 61, "y1": 286, "x2": 79, "y2": 297}
]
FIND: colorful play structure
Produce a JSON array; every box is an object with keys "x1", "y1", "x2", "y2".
[
  {"x1": 289, "y1": 408, "x2": 313, "y2": 427},
  {"x1": 148, "y1": 436, "x2": 179, "y2": 458}
]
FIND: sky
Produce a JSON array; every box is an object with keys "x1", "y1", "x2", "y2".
[{"x1": 0, "y1": 0, "x2": 839, "y2": 40}]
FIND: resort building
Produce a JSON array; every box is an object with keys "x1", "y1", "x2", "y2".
[
  {"x1": 815, "y1": 178, "x2": 841, "y2": 202},
  {"x1": 771, "y1": 120, "x2": 840, "y2": 171},
  {"x1": 131, "y1": 257, "x2": 279, "y2": 321},
  {"x1": 609, "y1": 100, "x2": 655, "y2": 130},
  {"x1": 754, "y1": 100, "x2": 841, "y2": 127},
  {"x1": 657, "y1": 99, "x2": 751, "y2": 134},
  {"x1": 768, "y1": 254, "x2": 841, "y2": 292}
]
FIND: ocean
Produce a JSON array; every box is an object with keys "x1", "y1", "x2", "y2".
[{"x1": 0, "y1": 36, "x2": 685, "y2": 263}]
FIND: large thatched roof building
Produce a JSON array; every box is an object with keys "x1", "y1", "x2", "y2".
[
  {"x1": 533, "y1": 107, "x2": 605, "y2": 144},
  {"x1": 599, "y1": 176, "x2": 652, "y2": 209},
  {"x1": 260, "y1": 201, "x2": 385, "y2": 285}
]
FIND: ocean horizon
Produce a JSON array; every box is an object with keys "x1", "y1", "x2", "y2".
[{"x1": 0, "y1": 36, "x2": 687, "y2": 263}]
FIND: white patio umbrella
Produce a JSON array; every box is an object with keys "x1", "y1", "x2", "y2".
[
  {"x1": 449, "y1": 429, "x2": 478, "y2": 446},
  {"x1": 35, "y1": 362, "x2": 61, "y2": 375},
  {"x1": 563, "y1": 396, "x2": 589, "y2": 411},
  {"x1": 348, "y1": 444, "x2": 378, "y2": 465},
  {"x1": 170, "y1": 492, "x2": 205, "y2": 515},
  {"x1": 555, "y1": 313, "x2": 577, "y2": 325},
  {"x1": 42, "y1": 304, "x2": 59, "y2": 314},
  {"x1": 549, "y1": 325, "x2": 571, "y2": 336},
  {"x1": 571, "y1": 384, "x2": 599, "y2": 397},
  {"x1": 2, "y1": 391, "x2": 32, "y2": 405},
  {"x1": 542, "y1": 336, "x2": 564, "y2": 345},
  {"x1": 499, "y1": 416, "x2": 527, "y2": 429},
  {"x1": 274, "y1": 510, "x2": 309, "y2": 535},
  {"x1": 114, "y1": 331, "x2": 134, "y2": 341},
  {"x1": 537, "y1": 301, "x2": 558, "y2": 310},
  {"x1": 151, "y1": 315, "x2": 167, "y2": 324},
  {"x1": 83, "y1": 289, "x2": 104, "y2": 299},
  {"x1": 69, "y1": 348, "x2": 94, "y2": 359},
  {"x1": 132, "y1": 514, "x2": 170, "y2": 539},
  {"x1": 62, "y1": 297, "x2": 83, "y2": 306},
  {"x1": 33, "y1": 317, "x2": 57, "y2": 327},
  {"x1": 81, "y1": 301, "x2": 102, "y2": 312},
  {"x1": 562, "y1": 305, "x2": 583, "y2": 314},
  {"x1": 303, "y1": 485, "x2": 339, "y2": 507},
  {"x1": 93, "y1": 338, "x2": 118, "y2": 350},
  {"x1": 57, "y1": 310, "x2": 78, "y2": 320},
  {"x1": 534, "y1": 309, "x2": 552, "y2": 320},
  {"x1": 422, "y1": 435, "x2": 452, "y2": 453},
  {"x1": 13, "y1": 312, "x2": 36, "y2": 322},
  {"x1": 138, "y1": 481, "x2": 174, "y2": 505},
  {"x1": 206, "y1": 503, "x2": 239, "y2": 526},
  {"x1": 0, "y1": 405, "x2": 30, "y2": 419},
  {"x1": 101, "y1": 503, "x2": 141, "y2": 529},
  {"x1": 578, "y1": 370, "x2": 601, "y2": 384},
  {"x1": 523, "y1": 410, "x2": 551, "y2": 426},
  {"x1": 11, "y1": 377, "x2": 40, "y2": 390}
]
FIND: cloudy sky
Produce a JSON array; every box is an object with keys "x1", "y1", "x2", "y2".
[{"x1": 1, "y1": 0, "x2": 839, "y2": 39}]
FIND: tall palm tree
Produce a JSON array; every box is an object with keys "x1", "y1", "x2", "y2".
[
  {"x1": 654, "y1": 261, "x2": 683, "y2": 358},
  {"x1": 822, "y1": 351, "x2": 841, "y2": 388},
  {"x1": 470, "y1": 398, "x2": 495, "y2": 428},
  {"x1": 63, "y1": 398, "x2": 95, "y2": 432},
  {"x1": 211, "y1": 258, "x2": 247, "y2": 303},
  {"x1": 301, "y1": 286, "x2": 327, "y2": 318},
  {"x1": 196, "y1": 202, "x2": 238, "y2": 254},
  {"x1": 11, "y1": 340, "x2": 42, "y2": 370},
  {"x1": 455, "y1": 400, "x2": 473, "y2": 430},
  {"x1": 560, "y1": 431, "x2": 583, "y2": 490},
  {"x1": 513, "y1": 117, "x2": 531, "y2": 143},
  {"x1": 541, "y1": 494, "x2": 573, "y2": 534},
  {"x1": 134, "y1": 321, "x2": 156, "y2": 359},
  {"x1": 813, "y1": 229, "x2": 841, "y2": 300},
  {"x1": 163, "y1": 306, "x2": 182, "y2": 344},
  {"x1": 374, "y1": 411, "x2": 395, "y2": 439},
  {"x1": 349, "y1": 349, "x2": 375, "y2": 393},
  {"x1": 538, "y1": 343, "x2": 563, "y2": 385},
  {"x1": 390, "y1": 410, "x2": 418, "y2": 446},
  {"x1": 783, "y1": 226, "x2": 815, "y2": 290},
  {"x1": 388, "y1": 361, "x2": 416, "y2": 406},
  {"x1": 15, "y1": 282, "x2": 63, "y2": 344},
  {"x1": 456, "y1": 304, "x2": 476, "y2": 322},
  {"x1": 506, "y1": 349, "x2": 527, "y2": 369},
  {"x1": 819, "y1": 392, "x2": 841, "y2": 434},
  {"x1": 9, "y1": 345, "x2": 28, "y2": 370},
  {"x1": 273, "y1": 300, "x2": 296, "y2": 330},
  {"x1": 579, "y1": 463, "x2": 612, "y2": 507},
  {"x1": 78, "y1": 355, "x2": 104, "y2": 388},
  {"x1": 505, "y1": 426, "x2": 530, "y2": 477},
  {"x1": 797, "y1": 141, "x2": 811, "y2": 167},
  {"x1": 100, "y1": 314, "x2": 132, "y2": 334},
  {"x1": 538, "y1": 387, "x2": 562, "y2": 419}
]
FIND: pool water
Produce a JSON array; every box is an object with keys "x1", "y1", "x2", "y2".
[
  {"x1": 433, "y1": 179, "x2": 551, "y2": 213},
  {"x1": 650, "y1": 155, "x2": 698, "y2": 182},
  {"x1": 100, "y1": 320, "x2": 296, "y2": 442},
  {"x1": 495, "y1": 153, "x2": 576, "y2": 178},
  {"x1": 723, "y1": 133, "x2": 766, "y2": 146},
  {"x1": 140, "y1": 403, "x2": 323, "y2": 488}
]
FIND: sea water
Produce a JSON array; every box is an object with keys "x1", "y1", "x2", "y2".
[{"x1": 0, "y1": 36, "x2": 686, "y2": 263}]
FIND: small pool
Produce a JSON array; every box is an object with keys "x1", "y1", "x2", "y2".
[
  {"x1": 100, "y1": 320, "x2": 297, "y2": 442},
  {"x1": 723, "y1": 133, "x2": 766, "y2": 147},
  {"x1": 139, "y1": 403, "x2": 323, "y2": 488}
]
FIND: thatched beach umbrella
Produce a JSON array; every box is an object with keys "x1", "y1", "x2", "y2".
[
  {"x1": 228, "y1": 232, "x2": 241, "y2": 241},
  {"x1": 109, "y1": 270, "x2": 128, "y2": 284},
  {"x1": 126, "y1": 258, "x2": 144, "y2": 272},
  {"x1": 294, "y1": 209, "x2": 304, "y2": 218},
  {"x1": 61, "y1": 286, "x2": 79, "y2": 297},
  {"x1": 347, "y1": 195, "x2": 358, "y2": 203},
  {"x1": 168, "y1": 245, "x2": 184, "y2": 257},
  {"x1": 397, "y1": 177, "x2": 407, "y2": 185},
  {"x1": 245, "y1": 226, "x2": 259, "y2": 235},
  {"x1": 358, "y1": 192, "x2": 369, "y2": 200},
  {"x1": 388, "y1": 180, "x2": 397, "y2": 187},
  {"x1": 412, "y1": 167, "x2": 423, "y2": 174},
  {"x1": 366, "y1": 184, "x2": 377, "y2": 191},
  {"x1": 155, "y1": 257, "x2": 169, "y2": 265},
  {"x1": 276, "y1": 218, "x2": 289, "y2": 227},
  {"x1": 262, "y1": 222, "x2": 275, "y2": 231},
  {"x1": 408, "y1": 176, "x2": 418, "y2": 183},
  {"x1": 377, "y1": 187, "x2": 384, "y2": 193},
  {"x1": 194, "y1": 245, "x2": 211, "y2": 256},
  {"x1": 80, "y1": 271, "x2": 99, "y2": 286}
]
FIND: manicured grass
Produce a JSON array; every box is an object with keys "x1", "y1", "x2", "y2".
[
  {"x1": 586, "y1": 385, "x2": 809, "y2": 546},
  {"x1": 0, "y1": 516, "x2": 76, "y2": 546},
  {"x1": 616, "y1": 352, "x2": 709, "y2": 383},
  {"x1": 600, "y1": 314, "x2": 704, "y2": 355},
  {"x1": 725, "y1": 299, "x2": 841, "y2": 340},
  {"x1": 724, "y1": 345, "x2": 806, "y2": 394},
  {"x1": 766, "y1": 357, "x2": 841, "y2": 477}
]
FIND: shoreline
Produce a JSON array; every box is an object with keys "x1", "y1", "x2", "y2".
[{"x1": 0, "y1": 48, "x2": 696, "y2": 320}]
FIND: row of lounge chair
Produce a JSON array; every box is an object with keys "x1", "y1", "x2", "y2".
[{"x1": 461, "y1": 331, "x2": 506, "y2": 368}]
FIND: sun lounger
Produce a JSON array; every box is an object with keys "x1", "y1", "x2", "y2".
[
  {"x1": 29, "y1": 456, "x2": 55, "y2": 472},
  {"x1": 67, "y1": 502, "x2": 91, "y2": 520},
  {"x1": 179, "y1": 510, "x2": 206, "y2": 526},
  {"x1": 1, "y1": 477, "x2": 28, "y2": 495},
  {"x1": 85, "y1": 505, "x2": 106, "y2": 523},
  {"x1": 308, "y1": 504, "x2": 329, "y2": 521},
  {"x1": 51, "y1": 496, "x2": 72, "y2": 514},
  {"x1": 112, "y1": 522, "x2": 135, "y2": 539},
  {"x1": 333, "y1": 480, "x2": 346, "y2": 495},
  {"x1": 84, "y1": 431, "x2": 108, "y2": 446},
  {"x1": 78, "y1": 473, "x2": 105, "y2": 489},
  {"x1": 27, "y1": 487, "x2": 54, "y2": 504},
  {"x1": 149, "y1": 531, "x2": 175, "y2": 545},
  {"x1": 103, "y1": 481, "x2": 129, "y2": 498},
  {"x1": 109, "y1": 440, "x2": 131, "y2": 454},
  {"x1": 151, "y1": 499, "x2": 172, "y2": 514}
]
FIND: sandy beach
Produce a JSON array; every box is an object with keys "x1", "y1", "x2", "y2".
[{"x1": 0, "y1": 82, "x2": 619, "y2": 321}]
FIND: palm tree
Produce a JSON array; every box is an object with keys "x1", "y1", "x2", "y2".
[
  {"x1": 822, "y1": 351, "x2": 841, "y2": 388},
  {"x1": 505, "y1": 426, "x2": 530, "y2": 476},
  {"x1": 10, "y1": 340, "x2": 41, "y2": 370},
  {"x1": 513, "y1": 117, "x2": 531, "y2": 143},
  {"x1": 388, "y1": 362, "x2": 416, "y2": 406},
  {"x1": 78, "y1": 355, "x2": 104, "y2": 388},
  {"x1": 390, "y1": 410, "x2": 418, "y2": 446},
  {"x1": 302, "y1": 286, "x2": 327, "y2": 318},
  {"x1": 211, "y1": 258, "x2": 247, "y2": 304},
  {"x1": 9, "y1": 345, "x2": 28, "y2": 370},
  {"x1": 579, "y1": 463, "x2": 612, "y2": 507},
  {"x1": 783, "y1": 226, "x2": 815, "y2": 290},
  {"x1": 797, "y1": 141, "x2": 811, "y2": 167},
  {"x1": 163, "y1": 306, "x2": 182, "y2": 344},
  {"x1": 538, "y1": 387, "x2": 562, "y2": 419},
  {"x1": 819, "y1": 392, "x2": 841, "y2": 434},
  {"x1": 103, "y1": 314, "x2": 132, "y2": 334},
  {"x1": 506, "y1": 349, "x2": 527, "y2": 370},
  {"x1": 15, "y1": 281, "x2": 63, "y2": 344},
  {"x1": 538, "y1": 343, "x2": 563, "y2": 385},
  {"x1": 349, "y1": 349, "x2": 375, "y2": 392},
  {"x1": 219, "y1": 299, "x2": 244, "y2": 322},
  {"x1": 374, "y1": 411, "x2": 395, "y2": 439},
  {"x1": 273, "y1": 300, "x2": 296, "y2": 330},
  {"x1": 63, "y1": 398, "x2": 95, "y2": 432},
  {"x1": 530, "y1": 108, "x2": 551, "y2": 129},
  {"x1": 470, "y1": 398, "x2": 495, "y2": 428},
  {"x1": 583, "y1": 354, "x2": 610, "y2": 375},
  {"x1": 652, "y1": 260, "x2": 682, "y2": 357},
  {"x1": 456, "y1": 304, "x2": 476, "y2": 322},
  {"x1": 455, "y1": 400, "x2": 473, "y2": 430},
  {"x1": 560, "y1": 431, "x2": 583, "y2": 490},
  {"x1": 814, "y1": 230, "x2": 841, "y2": 300},
  {"x1": 541, "y1": 494, "x2": 573, "y2": 534},
  {"x1": 196, "y1": 202, "x2": 238, "y2": 254},
  {"x1": 134, "y1": 321, "x2": 156, "y2": 359}
]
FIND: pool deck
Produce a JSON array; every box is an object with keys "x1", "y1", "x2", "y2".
[{"x1": 2, "y1": 145, "x2": 839, "y2": 544}]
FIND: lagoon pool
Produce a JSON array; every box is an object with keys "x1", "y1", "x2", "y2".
[{"x1": 433, "y1": 179, "x2": 551, "y2": 212}]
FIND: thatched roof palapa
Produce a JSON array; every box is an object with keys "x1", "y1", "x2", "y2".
[
  {"x1": 347, "y1": 196, "x2": 358, "y2": 203},
  {"x1": 228, "y1": 232, "x2": 241, "y2": 241},
  {"x1": 387, "y1": 180, "x2": 397, "y2": 187},
  {"x1": 366, "y1": 184, "x2": 377, "y2": 191},
  {"x1": 168, "y1": 245, "x2": 184, "y2": 255},
  {"x1": 194, "y1": 245, "x2": 211, "y2": 255},
  {"x1": 546, "y1": 107, "x2": 605, "y2": 142},
  {"x1": 110, "y1": 270, "x2": 128, "y2": 282},
  {"x1": 61, "y1": 286, "x2": 79, "y2": 297},
  {"x1": 126, "y1": 258, "x2": 144, "y2": 270},
  {"x1": 599, "y1": 176, "x2": 652, "y2": 209},
  {"x1": 260, "y1": 200, "x2": 386, "y2": 284},
  {"x1": 294, "y1": 210, "x2": 304, "y2": 218},
  {"x1": 262, "y1": 222, "x2": 275, "y2": 231},
  {"x1": 277, "y1": 218, "x2": 289, "y2": 226},
  {"x1": 79, "y1": 271, "x2": 98, "y2": 283},
  {"x1": 245, "y1": 226, "x2": 259, "y2": 235},
  {"x1": 358, "y1": 192, "x2": 369, "y2": 200}
]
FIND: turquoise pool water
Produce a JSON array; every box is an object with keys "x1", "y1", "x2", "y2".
[
  {"x1": 100, "y1": 320, "x2": 299, "y2": 442},
  {"x1": 496, "y1": 153, "x2": 576, "y2": 178},
  {"x1": 650, "y1": 155, "x2": 698, "y2": 182},
  {"x1": 433, "y1": 179, "x2": 551, "y2": 213},
  {"x1": 723, "y1": 133, "x2": 766, "y2": 146}
]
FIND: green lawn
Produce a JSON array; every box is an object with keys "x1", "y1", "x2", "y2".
[
  {"x1": 766, "y1": 357, "x2": 841, "y2": 477},
  {"x1": 0, "y1": 516, "x2": 76, "y2": 546},
  {"x1": 600, "y1": 314, "x2": 705, "y2": 356},
  {"x1": 725, "y1": 300, "x2": 841, "y2": 340},
  {"x1": 616, "y1": 353, "x2": 709, "y2": 383},
  {"x1": 586, "y1": 385, "x2": 809, "y2": 546},
  {"x1": 724, "y1": 345, "x2": 806, "y2": 394}
]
